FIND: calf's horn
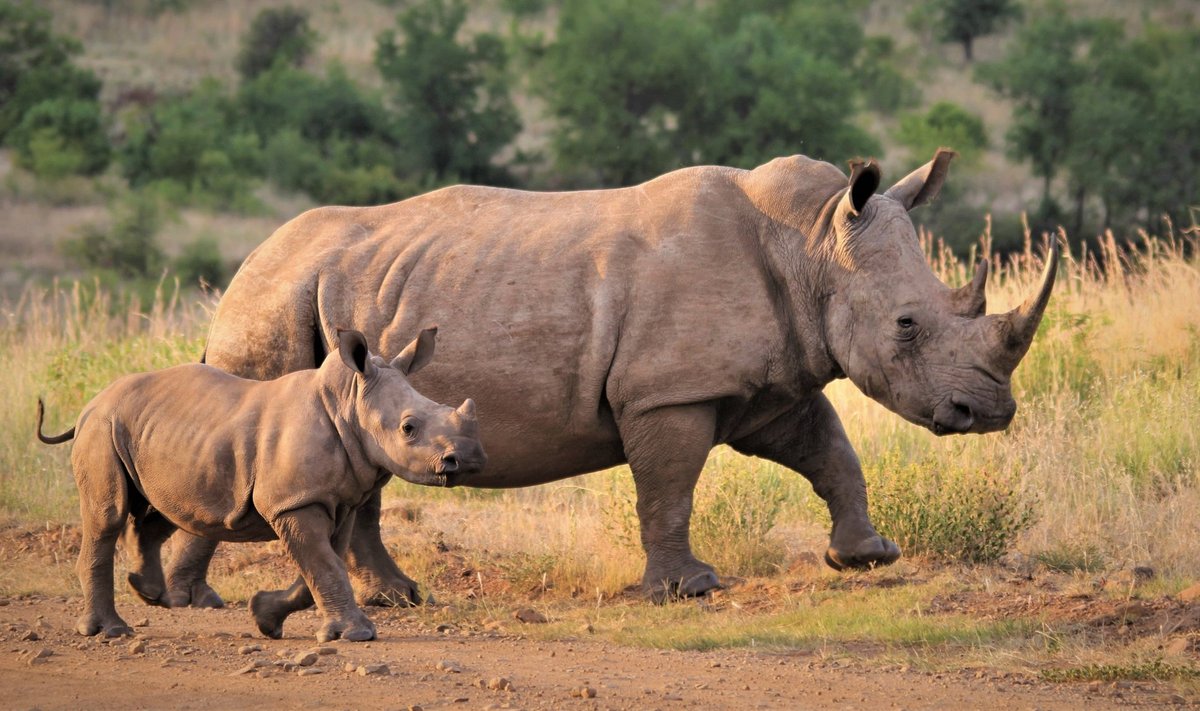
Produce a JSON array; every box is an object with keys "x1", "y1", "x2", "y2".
[{"x1": 456, "y1": 399, "x2": 476, "y2": 420}]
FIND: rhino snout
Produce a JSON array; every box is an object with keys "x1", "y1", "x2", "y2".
[
  {"x1": 436, "y1": 444, "x2": 486, "y2": 477},
  {"x1": 932, "y1": 393, "x2": 1016, "y2": 435}
]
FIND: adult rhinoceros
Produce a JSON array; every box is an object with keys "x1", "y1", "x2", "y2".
[{"x1": 161, "y1": 149, "x2": 1057, "y2": 606}]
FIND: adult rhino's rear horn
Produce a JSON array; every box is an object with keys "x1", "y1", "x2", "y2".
[
  {"x1": 953, "y1": 259, "x2": 988, "y2": 317},
  {"x1": 992, "y1": 238, "x2": 1061, "y2": 372}
]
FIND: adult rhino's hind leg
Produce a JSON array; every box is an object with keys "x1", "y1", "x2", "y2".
[
  {"x1": 125, "y1": 509, "x2": 177, "y2": 607},
  {"x1": 619, "y1": 404, "x2": 721, "y2": 603},
  {"x1": 163, "y1": 533, "x2": 224, "y2": 608},
  {"x1": 345, "y1": 490, "x2": 425, "y2": 607},
  {"x1": 732, "y1": 394, "x2": 900, "y2": 571}
]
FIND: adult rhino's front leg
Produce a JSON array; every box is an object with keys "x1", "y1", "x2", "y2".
[
  {"x1": 732, "y1": 394, "x2": 900, "y2": 570},
  {"x1": 619, "y1": 403, "x2": 722, "y2": 603},
  {"x1": 344, "y1": 490, "x2": 425, "y2": 607}
]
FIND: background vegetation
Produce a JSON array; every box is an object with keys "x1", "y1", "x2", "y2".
[{"x1": 1, "y1": 0, "x2": 1198, "y2": 294}]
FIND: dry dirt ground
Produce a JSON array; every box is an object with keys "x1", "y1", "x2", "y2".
[
  {"x1": 1, "y1": 524, "x2": 1197, "y2": 710},
  {"x1": 0, "y1": 599, "x2": 1182, "y2": 711}
]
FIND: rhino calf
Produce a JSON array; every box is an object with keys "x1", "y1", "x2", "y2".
[{"x1": 37, "y1": 328, "x2": 484, "y2": 642}]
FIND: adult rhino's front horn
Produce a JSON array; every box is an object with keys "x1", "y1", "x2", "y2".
[{"x1": 989, "y1": 238, "x2": 1061, "y2": 373}]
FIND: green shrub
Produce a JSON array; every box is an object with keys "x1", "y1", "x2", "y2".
[
  {"x1": 691, "y1": 462, "x2": 789, "y2": 576},
  {"x1": 897, "y1": 101, "x2": 988, "y2": 166},
  {"x1": 864, "y1": 455, "x2": 1036, "y2": 563},
  {"x1": 63, "y1": 192, "x2": 168, "y2": 278},
  {"x1": 7, "y1": 98, "x2": 110, "y2": 178},
  {"x1": 236, "y1": 6, "x2": 318, "y2": 81},
  {"x1": 602, "y1": 453, "x2": 793, "y2": 578},
  {"x1": 118, "y1": 80, "x2": 262, "y2": 212},
  {"x1": 173, "y1": 236, "x2": 226, "y2": 288},
  {"x1": 0, "y1": 0, "x2": 96, "y2": 140},
  {"x1": 316, "y1": 165, "x2": 414, "y2": 207}
]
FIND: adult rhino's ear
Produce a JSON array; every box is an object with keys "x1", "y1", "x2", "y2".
[
  {"x1": 336, "y1": 328, "x2": 374, "y2": 377},
  {"x1": 839, "y1": 159, "x2": 881, "y2": 218},
  {"x1": 884, "y1": 148, "x2": 956, "y2": 211},
  {"x1": 391, "y1": 326, "x2": 437, "y2": 376}
]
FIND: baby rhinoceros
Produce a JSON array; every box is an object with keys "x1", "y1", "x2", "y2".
[{"x1": 36, "y1": 327, "x2": 484, "y2": 642}]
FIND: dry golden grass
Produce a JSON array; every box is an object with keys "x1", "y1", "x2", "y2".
[{"x1": 0, "y1": 228, "x2": 1197, "y2": 680}]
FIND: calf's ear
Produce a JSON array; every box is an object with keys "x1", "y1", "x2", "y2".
[
  {"x1": 391, "y1": 326, "x2": 438, "y2": 376},
  {"x1": 337, "y1": 329, "x2": 373, "y2": 376},
  {"x1": 884, "y1": 148, "x2": 955, "y2": 210}
]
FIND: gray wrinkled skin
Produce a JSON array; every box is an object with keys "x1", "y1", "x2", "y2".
[
  {"x1": 37, "y1": 329, "x2": 485, "y2": 640},
  {"x1": 166, "y1": 150, "x2": 1057, "y2": 604}
]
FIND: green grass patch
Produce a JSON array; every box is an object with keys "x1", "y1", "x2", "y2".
[
  {"x1": 604, "y1": 585, "x2": 1034, "y2": 653},
  {"x1": 1040, "y1": 659, "x2": 1200, "y2": 683}
]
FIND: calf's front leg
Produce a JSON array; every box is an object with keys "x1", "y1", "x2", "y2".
[{"x1": 266, "y1": 506, "x2": 375, "y2": 642}]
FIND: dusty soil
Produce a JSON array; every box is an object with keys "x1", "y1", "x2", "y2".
[
  {"x1": 0, "y1": 597, "x2": 1185, "y2": 710},
  {"x1": 1, "y1": 524, "x2": 1197, "y2": 709}
]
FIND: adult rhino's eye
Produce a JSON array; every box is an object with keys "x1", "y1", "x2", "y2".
[
  {"x1": 401, "y1": 421, "x2": 417, "y2": 438},
  {"x1": 896, "y1": 316, "x2": 918, "y2": 340}
]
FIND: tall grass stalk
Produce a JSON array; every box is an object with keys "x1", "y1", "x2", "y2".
[{"x1": 0, "y1": 278, "x2": 210, "y2": 519}]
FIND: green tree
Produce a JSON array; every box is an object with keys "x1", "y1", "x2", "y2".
[
  {"x1": 534, "y1": 0, "x2": 702, "y2": 185},
  {"x1": 977, "y1": 3, "x2": 1089, "y2": 216},
  {"x1": 683, "y1": 9, "x2": 881, "y2": 169},
  {"x1": 534, "y1": 0, "x2": 883, "y2": 186},
  {"x1": 1065, "y1": 24, "x2": 1200, "y2": 234},
  {"x1": 239, "y1": 63, "x2": 411, "y2": 204},
  {"x1": 0, "y1": 0, "x2": 93, "y2": 138},
  {"x1": 7, "y1": 97, "x2": 111, "y2": 178},
  {"x1": 929, "y1": 0, "x2": 1022, "y2": 62},
  {"x1": 0, "y1": 0, "x2": 109, "y2": 178},
  {"x1": 375, "y1": 0, "x2": 520, "y2": 183},
  {"x1": 118, "y1": 80, "x2": 261, "y2": 211},
  {"x1": 896, "y1": 101, "x2": 987, "y2": 166},
  {"x1": 235, "y1": 6, "x2": 317, "y2": 81}
]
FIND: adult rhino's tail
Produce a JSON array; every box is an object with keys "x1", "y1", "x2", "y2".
[{"x1": 36, "y1": 399, "x2": 75, "y2": 445}]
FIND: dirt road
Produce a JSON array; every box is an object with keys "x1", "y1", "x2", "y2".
[{"x1": 1, "y1": 596, "x2": 1184, "y2": 710}]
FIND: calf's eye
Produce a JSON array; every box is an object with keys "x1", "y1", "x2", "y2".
[{"x1": 401, "y1": 422, "x2": 416, "y2": 436}]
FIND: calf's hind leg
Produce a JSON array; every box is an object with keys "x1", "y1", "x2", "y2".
[
  {"x1": 266, "y1": 507, "x2": 374, "y2": 642},
  {"x1": 73, "y1": 446, "x2": 133, "y2": 637}
]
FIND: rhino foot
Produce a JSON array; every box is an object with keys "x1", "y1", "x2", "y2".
[
  {"x1": 317, "y1": 615, "x2": 376, "y2": 643},
  {"x1": 249, "y1": 591, "x2": 288, "y2": 639},
  {"x1": 644, "y1": 564, "x2": 722, "y2": 604},
  {"x1": 163, "y1": 581, "x2": 225, "y2": 609},
  {"x1": 127, "y1": 572, "x2": 167, "y2": 607},
  {"x1": 824, "y1": 535, "x2": 901, "y2": 571},
  {"x1": 76, "y1": 613, "x2": 132, "y2": 638},
  {"x1": 353, "y1": 576, "x2": 424, "y2": 608}
]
